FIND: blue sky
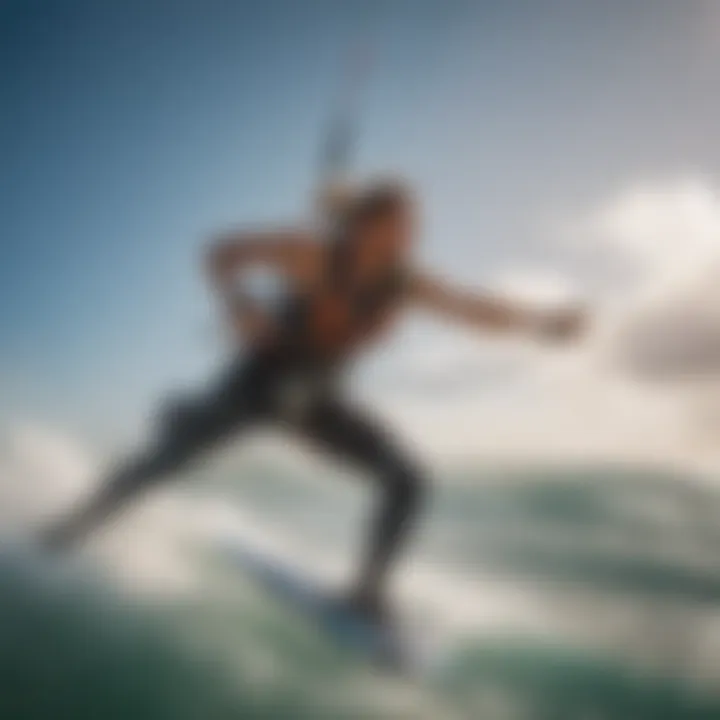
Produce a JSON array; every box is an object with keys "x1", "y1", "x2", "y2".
[{"x1": 2, "y1": 0, "x2": 720, "y2": 448}]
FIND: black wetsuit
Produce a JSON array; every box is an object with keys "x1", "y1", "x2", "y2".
[{"x1": 43, "y1": 261, "x2": 425, "y2": 607}]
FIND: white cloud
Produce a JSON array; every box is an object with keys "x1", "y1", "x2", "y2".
[
  {"x1": 361, "y1": 176, "x2": 720, "y2": 472},
  {"x1": 0, "y1": 422, "x2": 208, "y2": 593},
  {"x1": 0, "y1": 423, "x2": 96, "y2": 527},
  {"x1": 576, "y1": 178, "x2": 720, "y2": 381},
  {"x1": 579, "y1": 178, "x2": 720, "y2": 282},
  {"x1": 570, "y1": 178, "x2": 720, "y2": 324},
  {"x1": 492, "y1": 267, "x2": 581, "y2": 308}
]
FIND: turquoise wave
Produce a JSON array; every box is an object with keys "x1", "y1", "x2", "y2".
[
  {"x1": 4, "y1": 463, "x2": 720, "y2": 719},
  {"x1": 1, "y1": 548, "x2": 718, "y2": 720}
]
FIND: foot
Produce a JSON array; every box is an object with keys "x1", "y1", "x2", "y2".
[{"x1": 337, "y1": 586, "x2": 395, "y2": 630}]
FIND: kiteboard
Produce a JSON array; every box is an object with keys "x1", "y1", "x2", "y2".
[{"x1": 218, "y1": 538, "x2": 418, "y2": 674}]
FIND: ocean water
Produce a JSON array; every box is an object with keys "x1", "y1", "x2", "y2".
[{"x1": 2, "y1": 460, "x2": 720, "y2": 719}]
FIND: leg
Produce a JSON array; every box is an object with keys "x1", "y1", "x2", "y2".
[
  {"x1": 40, "y1": 442, "x2": 184, "y2": 552},
  {"x1": 298, "y1": 397, "x2": 426, "y2": 616},
  {"x1": 41, "y1": 366, "x2": 262, "y2": 552}
]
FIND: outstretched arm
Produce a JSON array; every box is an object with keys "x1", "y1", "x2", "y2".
[{"x1": 408, "y1": 272, "x2": 585, "y2": 342}]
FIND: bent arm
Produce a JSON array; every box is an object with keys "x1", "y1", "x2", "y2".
[
  {"x1": 203, "y1": 228, "x2": 318, "y2": 345},
  {"x1": 205, "y1": 228, "x2": 316, "y2": 291},
  {"x1": 408, "y1": 272, "x2": 584, "y2": 341}
]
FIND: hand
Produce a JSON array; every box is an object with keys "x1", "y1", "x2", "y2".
[{"x1": 531, "y1": 305, "x2": 587, "y2": 343}]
